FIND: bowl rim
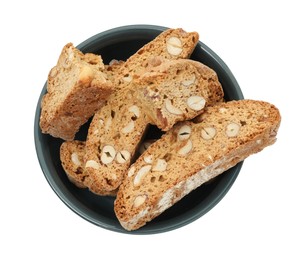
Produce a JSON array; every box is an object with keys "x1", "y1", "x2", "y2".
[{"x1": 34, "y1": 24, "x2": 244, "y2": 234}]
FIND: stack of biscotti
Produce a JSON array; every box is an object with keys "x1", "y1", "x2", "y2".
[
  {"x1": 58, "y1": 28, "x2": 207, "y2": 195},
  {"x1": 39, "y1": 28, "x2": 281, "y2": 232},
  {"x1": 82, "y1": 59, "x2": 223, "y2": 195},
  {"x1": 40, "y1": 28, "x2": 199, "y2": 141}
]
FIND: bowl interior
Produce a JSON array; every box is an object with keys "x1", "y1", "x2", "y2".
[{"x1": 34, "y1": 25, "x2": 243, "y2": 234}]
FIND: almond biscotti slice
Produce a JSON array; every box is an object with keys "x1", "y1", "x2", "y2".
[
  {"x1": 83, "y1": 87, "x2": 150, "y2": 194},
  {"x1": 83, "y1": 59, "x2": 223, "y2": 195},
  {"x1": 135, "y1": 59, "x2": 224, "y2": 130},
  {"x1": 114, "y1": 100, "x2": 281, "y2": 231},
  {"x1": 113, "y1": 28, "x2": 199, "y2": 88},
  {"x1": 60, "y1": 140, "x2": 117, "y2": 196},
  {"x1": 40, "y1": 43, "x2": 113, "y2": 140}
]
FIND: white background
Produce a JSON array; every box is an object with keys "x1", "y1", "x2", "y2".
[{"x1": 1, "y1": 0, "x2": 305, "y2": 259}]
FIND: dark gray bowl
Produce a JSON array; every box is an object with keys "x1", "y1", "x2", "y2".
[{"x1": 34, "y1": 25, "x2": 244, "y2": 234}]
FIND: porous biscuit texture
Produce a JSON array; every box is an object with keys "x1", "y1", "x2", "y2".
[
  {"x1": 40, "y1": 43, "x2": 113, "y2": 140},
  {"x1": 60, "y1": 140, "x2": 117, "y2": 196},
  {"x1": 135, "y1": 59, "x2": 223, "y2": 130},
  {"x1": 60, "y1": 141, "x2": 87, "y2": 188}
]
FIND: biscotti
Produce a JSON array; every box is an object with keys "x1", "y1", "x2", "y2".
[
  {"x1": 115, "y1": 28, "x2": 199, "y2": 86},
  {"x1": 83, "y1": 59, "x2": 223, "y2": 195},
  {"x1": 135, "y1": 59, "x2": 224, "y2": 130},
  {"x1": 40, "y1": 43, "x2": 114, "y2": 140},
  {"x1": 114, "y1": 100, "x2": 281, "y2": 231},
  {"x1": 83, "y1": 87, "x2": 150, "y2": 193}
]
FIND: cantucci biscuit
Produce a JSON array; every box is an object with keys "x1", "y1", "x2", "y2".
[
  {"x1": 114, "y1": 100, "x2": 281, "y2": 231},
  {"x1": 135, "y1": 59, "x2": 223, "y2": 130},
  {"x1": 115, "y1": 28, "x2": 199, "y2": 86},
  {"x1": 40, "y1": 43, "x2": 113, "y2": 140}
]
